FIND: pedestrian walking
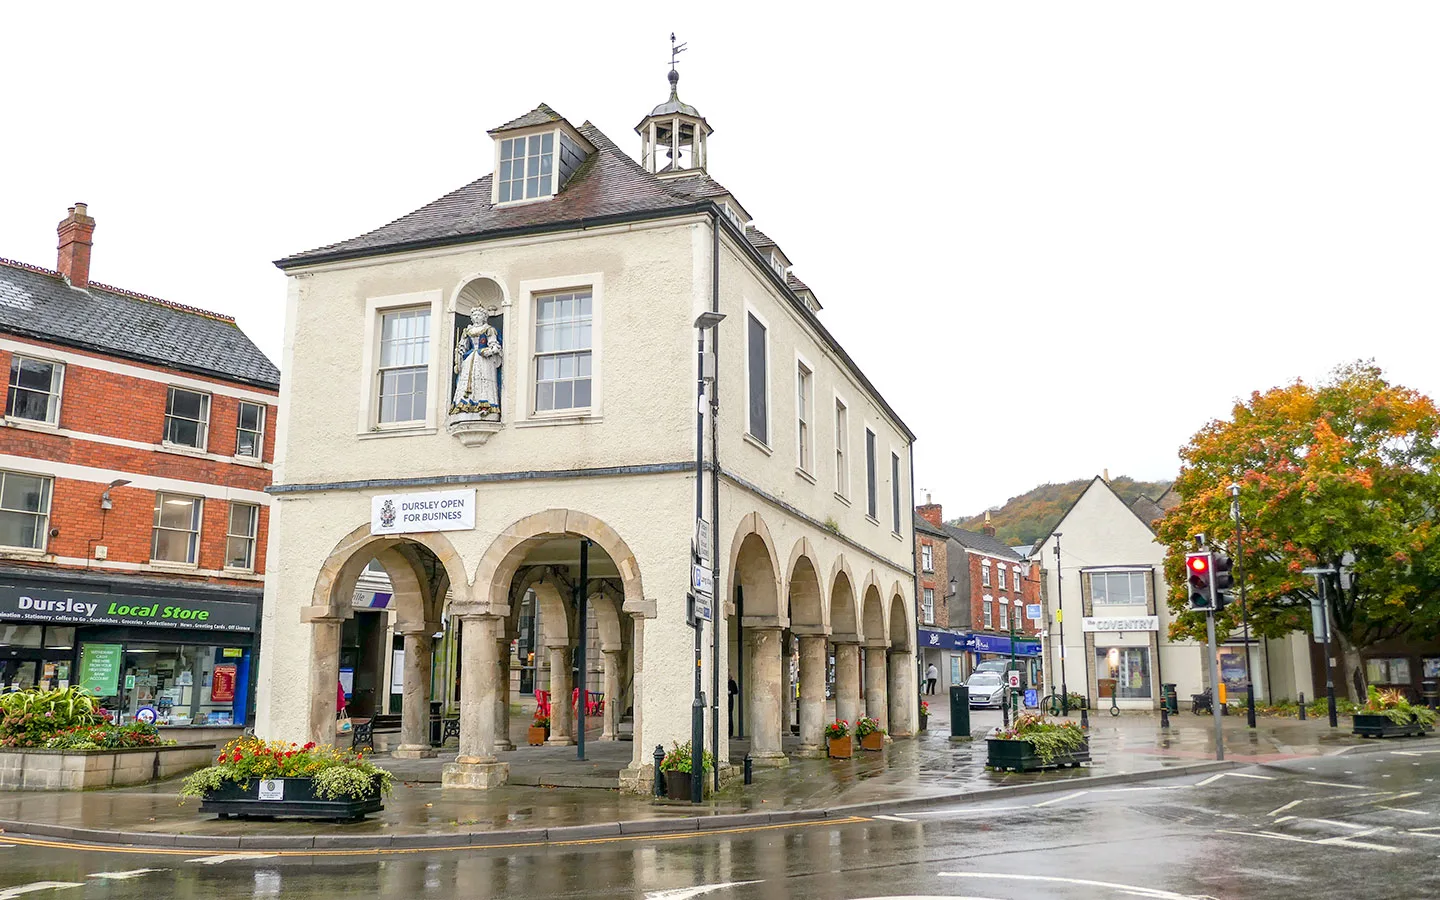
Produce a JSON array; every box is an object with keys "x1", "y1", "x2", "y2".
[
  {"x1": 925, "y1": 663, "x2": 938, "y2": 695},
  {"x1": 727, "y1": 675, "x2": 739, "y2": 737}
]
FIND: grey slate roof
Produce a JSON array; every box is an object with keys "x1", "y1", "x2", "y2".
[
  {"x1": 663, "y1": 172, "x2": 735, "y2": 201},
  {"x1": 914, "y1": 512, "x2": 948, "y2": 539},
  {"x1": 943, "y1": 524, "x2": 1022, "y2": 560},
  {"x1": 489, "y1": 103, "x2": 565, "y2": 134},
  {"x1": 1131, "y1": 495, "x2": 1165, "y2": 528},
  {"x1": 0, "y1": 258, "x2": 279, "y2": 389}
]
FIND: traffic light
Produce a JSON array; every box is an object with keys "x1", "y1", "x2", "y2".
[
  {"x1": 1186, "y1": 551, "x2": 1215, "y2": 611},
  {"x1": 1212, "y1": 553, "x2": 1234, "y2": 610}
]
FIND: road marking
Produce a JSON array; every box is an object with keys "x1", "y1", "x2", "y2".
[
  {"x1": 939, "y1": 871, "x2": 1206, "y2": 899},
  {"x1": 1091, "y1": 785, "x2": 1191, "y2": 793},
  {"x1": 0, "y1": 884, "x2": 83, "y2": 900},
  {"x1": 1219, "y1": 829, "x2": 1399, "y2": 853},
  {"x1": 1407, "y1": 830, "x2": 1440, "y2": 838},
  {"x1": 1303, "y1": 781, "x2": 1368, "y2": 790},
  {"x1": 644, "y1": 882, "x2": 761, "y2": 899},
  {"x1": 1195, "y1": 772, "x2": 1273, "y2": 788},
  {"x1": 186, "y1": 854, "x2": 278, "y2": 865},
  {"x1": 1306, "y1": 818, "x2": 1370, "y2": 831},
  {"x1": 1409, "y1": 825, "x2": 1440, "y2": 833},
  {"x1": 910, "y1": 805, "x2": 1034, "y2": 815},
  {"x1": 1031, "y1": 790, "x2": 1088, "y2": 808},
  {"x1": 1269, "y1": 800, "x2": 1303, "y2": 817},
  {"x1": 1379, "y1": 807, "x2": 1429, "y2": 816},
  {"x1": 871, "y1": 815, "x2": 915, "y2": 823},
  {"x1": 87, "y1": 869, "x2": 164, "y2": 880},
  {"x1": 1366, "y1": 791, "x2": 1422, "y2": 805}
]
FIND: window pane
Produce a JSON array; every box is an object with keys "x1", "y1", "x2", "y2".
[
  {"x1": 169, "y1": 389, "x2": 203, "y2": 419},
  {"x1": 0, "y1": 511, "x2": 42, "y2": 549},
  {"x1": 229, "y1": 503, "x2": 257, "y2": 536},
  {"x1": 536, "y1": 382, "x2": 554, "y2": 411},
  {"x1": 226, "y1": 536, "x2": 253, "y2": 569},
  {"x1": 747, "y1": 314, "x2": 767, "y2": 443},
  {"x1": 237, "y1": 432, "x2": 257, "y2": 457},
  {"x1": 15, "y1": 359, "x2": 56, "y2": 391},
  {"x1": 574, "y1": 379, "x2": 591, "y2": 408},
  {"x1": 153, "y1": 529, "x2": 195, "y2": 563},
  {"x1": 238, "y1": 403, "x2": 261, "y2": 432},
  {"x1": 554, "y1": 381, "x2": 573, "y2": 409},
  {"x1": 1, "y1": 473, "x2": 50, "y2": 513},
  {"x1": 167, "y1": 418, "x2": 199, "y2": 447}
]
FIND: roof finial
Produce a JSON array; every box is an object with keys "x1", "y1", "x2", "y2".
[{"x1": 668, "y1": 32, "x2": 687, "y2": 98}]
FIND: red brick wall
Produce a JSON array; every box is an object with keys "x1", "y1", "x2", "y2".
[
  {"x1": 966, "y1": 553, "x2": 1041, "y2": 636},
  {"x1": 915, "y1": 533, "x2": 948, "y2": 628}
]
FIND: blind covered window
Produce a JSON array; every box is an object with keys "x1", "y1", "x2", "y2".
[{"x1": 747, "y1": 314, "x2": 767, "y2": 444}]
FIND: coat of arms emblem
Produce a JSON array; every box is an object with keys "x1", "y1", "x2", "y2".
[{"x1": 379, "y1": 499, "x2": 397, "y2": 529}]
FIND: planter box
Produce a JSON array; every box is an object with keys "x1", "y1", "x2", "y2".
[
  {"x1": 986, "y1": 737, "x2": 1090, "y2": 772},
  {"x1": 197, "y1": 775, "x2": 385, "y2": 820},
  {"x1": 859, "y1": 732, "x2": 885, "y2": 751},
  {"x1": 918, "y1": 715, "x2": 929, "y2": 732},
  {"x1": 828, "y1": 736, "x2": 853, "y2": 758},
  {"x1": 1352, "y1": 713, "x2": 1434, "y2": 739},
  {"x1": 0, "y1": 743, "x2": 216, "y2": 792},
  {"x1": 527, "y1": 726, "x2": 549, "y2": 746},
  {"x1": 663, "y1": 769, "x2": 712, "y2": 800}
]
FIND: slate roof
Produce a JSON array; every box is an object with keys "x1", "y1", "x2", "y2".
[
  {"x1": 489, "y1": 103, "x2": 565, "y2": 134},
  {"x1": 914, "y1": 512, "x2": 948, "y2": 539},
  {"x1": 943, "y1": 524, "x2": 1023, "y2": 561},
  {"x1": 1131, "y1": 495, "x2": 1165, "y2": 528},
  {"x1": 663, "y1": 172, "x2": 735, "y2": 201},
  {"x1": 744, "y1": 226, "x2": 779, "y2": 251},
  {"x1": 0, "y1": 257, "x2": 279, "y2": 389}
]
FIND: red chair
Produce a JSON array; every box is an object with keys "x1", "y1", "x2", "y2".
[
  {"x1": 535, "y1": 690, "x2": 551, "y2": 718},
  {"x1": 587, "y1": 692, "x2": 604, "y2": 717}
]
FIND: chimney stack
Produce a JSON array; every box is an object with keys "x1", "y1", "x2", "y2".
[
  {"x1": 57, "y1": 202, "x2": 96, "y2": 289},
  {"x1": 916, "y1": 498, "x2": 943, "y2": 528},
  {"x1": 982, "y1": 510, "x2": 997, "y2": 537}
]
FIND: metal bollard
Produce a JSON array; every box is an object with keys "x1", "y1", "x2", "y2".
[
  {"x1": 743, "y1": 753, "x2": 753, "y2": 785},
  {"x1": 1080, "y1": 708, "x2": 1090, "y2": 730},
  {"x1": 654, "y1": 744, "x2": 666, "y2": 797},
  {"x1": 1298, "y1": 693, "x2": 1307, "y2": 721},
  {"x1": 1160, "y1": 705, "x2": 1170, "y2": 728}
]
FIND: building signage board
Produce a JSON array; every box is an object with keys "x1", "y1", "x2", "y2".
[
  {"x1": 1081, "y1": 616, "x2": 1160, "y2": 633},
  {"x1": 77, "y1": 643, "x2": 123, "y2": 696},
  {"x1": 1026, "y1": 604, "x2": 1042, "y2": 621},
  {"x1": 694, "y1": 518, "x2": 712, "y2": 564},
  {"x1": 919, "y1": 629, "x2": 958, "y2": 650},
  {"x1": 370, "y1": 489, "x2": 475, "y2": 536},
  {"x1": 211, "y1": 664, "x2": 237, "y2": 703},
  {"x1": 0, "y1": 585, "x2": 256, "y2": 632}
]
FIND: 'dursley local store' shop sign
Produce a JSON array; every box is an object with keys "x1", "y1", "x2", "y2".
[
  {"x1": 370, "y1": 488, "x2": 476, "y2": 536},
  {"x1": 0, "y1": 585, "x2": 256, "y2": 632}
]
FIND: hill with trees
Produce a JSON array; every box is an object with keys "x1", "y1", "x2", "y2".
[{"x1": 956, "y1": 476, "x2": 1172, "y2": 547}]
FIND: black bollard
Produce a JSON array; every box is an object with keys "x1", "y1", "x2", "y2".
[
  {"x1": 654, "y1": 744, "x2": 666, "y2": 797},
  {"x1": 1298, "y1": 692, "x2": 1307, "y2": 721},
  {"x1": 743, "y1": 753, "x2": 753, "y2": 785},
  {"x1": 1160, "y1": 705, "x2": 1170, "y2": 728},
  {"x1": 1080, "y1": 708, "x2": 1090, "y2": 731}
]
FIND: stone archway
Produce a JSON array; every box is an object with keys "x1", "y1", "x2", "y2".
[
  {"x1": 828, "y1": 560, "x2": 862, "y2": 726},
  {"x1": 859, "y1": 579, "x2": 890, "y2": 731},
  {"x1": 728, "y1": 513, "x2": 787, "y2": 765},
  {"x1": 786, "y1": 539, "x2": 829, "y2": 757},
  {"x1": 887, "y1": 589, "x2": 916, "y2": 735}
]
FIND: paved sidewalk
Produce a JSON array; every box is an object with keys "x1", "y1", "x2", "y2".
[{"x1": 0, "y1": 706, "x2": 1412, "y2": 850}]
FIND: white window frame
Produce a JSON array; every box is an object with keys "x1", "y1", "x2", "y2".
[
  {"x1": 863, "y1": 425, "x2": 878, "y2": 521},
  {"x1": 235, "y1": 401, "x2": 265, "y2": 459},
  {"x1": 1089, "y1": 570, "x2": 1149, "y2": 607},
  {"x1": 163, "y1": 386, "x2": 212, "y2": 451},
  {"x1": 514, "y1": 274, "x2": 604, "y2": 424},
  {"x1": 225, "y1": 502, "x2": 259, "y2": 571},
  {"x1": 5, "y1": 355, "x2": 64, "y2": 426},
  {"x1": 999, "y1": 600, "x2": 1008, "y2": 632},
  {"x1": 795, "y1": 353, "x2": 814, "y2": 474},
  {"x1": 921, "y1": 543, "x2": 933, "y2": 573},
  {"x1": 981, "y1": 560, "x2": 992, "y2": 588},
  {"x1": 922, "y1": 588, "x2": 935, "y2": 626},
  {"x1": 983, "y1": 595, "x2": 994, "y2": 630},
  {"x1": 890, "y1": 447, "x2": 903, "y2": 535},
  {"x1": 493, "y1": 129, "x2": 558, "y2": 205},
  {"x1": 833, "y1": 392, "x2": 850, "y2": 500},
  {"x1": 358, "y1": 291, "x2": 443, "y2": 435},
  {"x1": 0, "y1": 469, "x2": 53, "y2": 551},
  {"x1": 998, "y1": 565, "x2": 1007, "y2": 591},
  {"x1": 743, "y1": 303, "x2": 772, "y2": 448},
  {"x1": 152, "y1": 492, "x2": 203, "y2": 566},
  {"x1": 532, "y1": 289, "x2": 595, "y2": 415}
]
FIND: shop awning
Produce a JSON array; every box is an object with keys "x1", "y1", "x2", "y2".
[
  {"x1": 960, "y1": 633, "x2": 1042, "y2": 657},
  {"x1": 918, "y1": 628, "x2": 962, "y2": 650}
]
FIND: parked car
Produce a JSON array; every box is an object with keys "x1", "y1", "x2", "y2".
[
  {"x1": 973, "y1": 660, "x2": 1010, "y2": 676},
  {"x1": 966, "y1": 672, "x2": 1007, "y2": 708}
]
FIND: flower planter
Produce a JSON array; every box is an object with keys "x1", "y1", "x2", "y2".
[
  {"x1": 1352, "y1": 713, "x2": 1434, "y2": 739},
  {"x1": 860, "y1": 732, "x2": 885, "y2": 751},
  {"x1": 527, "y1": 726, "x2": 549, "y2": 746},
  {"x1": 986, "y1": 737, "x2": 1090, "y2": 772},
  {"x1": 663, "y1": 769, "x2": 711, "y2": 799},
  {"x1": 197, "y1": 775, "x2": 385, "y2": 820},
  {"x1": 918, "y1": 714, "x2": 929, "y2": 732},
  {"x1": 828, "y1": 736, "x2": 853, "y2": 758}
]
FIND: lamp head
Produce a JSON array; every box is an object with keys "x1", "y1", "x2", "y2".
[
  {"x1": 693, "y1": 311, "x2": 726, "y2": 330},
  {"x1": 100, "y1": 479, "x2": 131, "y2": 510}
]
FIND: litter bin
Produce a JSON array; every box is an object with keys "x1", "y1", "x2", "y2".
[
  {"x1": 1162, "y1": 683, "x2": 1179, "y2": 714},
  {"x1": 949, "y1": 684, "x2": 970, "y2": 738},
  {"x1": 1423, "y1": 679, "x2": 1439, "y2": 711}
]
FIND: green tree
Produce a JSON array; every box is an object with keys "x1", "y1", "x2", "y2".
[{"x1": 1157, "y1": 362, "x2": 1440, "y2": 700}]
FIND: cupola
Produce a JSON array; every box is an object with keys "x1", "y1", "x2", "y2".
[{"x1": 635, "y1": 36, "x2": 713, "y2": 178}]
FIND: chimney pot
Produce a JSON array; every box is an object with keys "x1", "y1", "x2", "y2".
[{"x1": 56, "y1": 202, "x2": 96, "y2": 289}]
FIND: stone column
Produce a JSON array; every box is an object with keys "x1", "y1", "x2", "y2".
[
  {"x1": 888, "y1": 650, "x2": 916, "y2": 736},
  {"x1": 306, "y1": 616, "x2": 343, "y2": 749},
  {"x1": 746, "y1": 626, "x2": 787, "y2": 765},
  {"x1": 495, "y1": 636, "x2": 514, "y2": 751},
  {"x1": 795, "y1": 634, "x2": 828, "y2": 757},
  {"x1": 863, "y1": 644, "x2": 889, "y2": 733},
  {"x1": 627, "y1": 613, "x2": 646, "y2": 770},
  {"x1": 601, "y1": 648, "x2": 622, "y2": 740},
  {"x1": 392, "y1": 629, "x2": 435, "y2": 758},
  {"x1": 442, "y1": 615, "x2": 509, "y2": 789},
  {"x1": 779, "y1": 632, "x2": 794, "y2": 734},
  {"x1": 546, "y1": 645, "x2": 575, "y2": 746},
  {"x1": 834, "y1": 642, "x2": 861, "y2": 727}
]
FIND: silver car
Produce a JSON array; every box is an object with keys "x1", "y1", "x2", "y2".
[{"x1": 966, "y1": 672, "x2": 1007, "y2": 708}]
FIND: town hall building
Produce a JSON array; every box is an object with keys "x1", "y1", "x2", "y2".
[{"x1": 256, "y1": 67, "x2": 918, "y2": 790}]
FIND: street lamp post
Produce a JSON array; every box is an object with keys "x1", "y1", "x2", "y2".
[
  {"x1": 1054, "y1": 534, "x2": 1068, "y2": 716},
  {"x1": 1229, "y1": 484, "x2": 1257, "y2": 729},
  {"x1": 691, "y1": 311, "x2": 725, "y2": 802},
  {"x1": 1303, "y1": 566, "x2": 1339, "y2": 728}
]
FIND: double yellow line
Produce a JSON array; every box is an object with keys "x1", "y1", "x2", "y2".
[{"x1": 0, "y1": 816, "x2": 869, "y2": 858}]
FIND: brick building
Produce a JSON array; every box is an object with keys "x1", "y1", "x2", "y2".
[
  {"x1": 915, "y1": 499, "x2": 1042, "y2": 693},
  {"x1": 0, "y1": 203, "x2": 278, "y2": 728},
  {"x1": 913, "y1": 507, "x2": 949, "y2": 696}
]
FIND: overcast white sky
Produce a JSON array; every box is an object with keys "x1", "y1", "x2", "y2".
[{"x1": 3, "y1": 3, "x2": 1435, "y2": 517}]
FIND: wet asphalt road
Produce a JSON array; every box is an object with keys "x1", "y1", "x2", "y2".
[{"x1": 3, "y1": 747, "x2": 1439, "y2": 900}]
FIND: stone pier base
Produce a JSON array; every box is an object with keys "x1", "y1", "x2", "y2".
[
  {"x1": 747, "y1": 751, "x2": 790, "y2": 767},
  {"x1": 391, "y1": 746, "x2": 437, "y2": 759},
  {"x1": 441, "y1": 760, "x2": 510, "y2": 790}
]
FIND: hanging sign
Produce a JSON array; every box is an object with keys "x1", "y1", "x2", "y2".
[
  {"x1": 1026, "y1": 604, "x2": 1042, "y2": 621},
  {"x1": 370, "y1": 489, "x2": 475, "y2": 535}
]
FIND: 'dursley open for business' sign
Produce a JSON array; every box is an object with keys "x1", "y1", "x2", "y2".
[{"x1": 0, "y1": 585, "x2": 256, "y2": 632}]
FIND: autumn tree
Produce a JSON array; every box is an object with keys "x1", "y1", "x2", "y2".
[{"x1": 1157, "y1": 362, "x2": 1440, "y2": 701}]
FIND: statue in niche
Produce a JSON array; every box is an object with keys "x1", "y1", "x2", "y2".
[{"x1": 450, "y1": 305, "x2": 502, "y2": 421}]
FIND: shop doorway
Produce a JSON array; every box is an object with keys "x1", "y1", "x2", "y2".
[{"x1": 341, "y1": 611, "x2": 387, "y2": 719}]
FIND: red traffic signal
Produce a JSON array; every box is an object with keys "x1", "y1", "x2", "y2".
[
  {"x1": 1186, "y1": 551, "x2": 1215, "y2": 610},
  {"x1": 1188, "y1": 555, "x2": 1209, "y2": 575}
]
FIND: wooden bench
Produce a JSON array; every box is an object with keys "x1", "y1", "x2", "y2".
[{"x1": 351, "y1": 714, "x2": 402, "y2": 751}]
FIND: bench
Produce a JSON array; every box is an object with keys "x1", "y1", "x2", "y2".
[{"x1": 351, "y1": 714, "x2": 402, "y2": 751}]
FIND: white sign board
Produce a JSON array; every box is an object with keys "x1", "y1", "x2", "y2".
[
  {"x1": 1081, "y1": 616, "x2": 1160, "y2": 633},
  {"x1": 692, "y1": 564, "x2": 713, "y2": 598},
  {"x1": 695, "y1": 518, "x2": 712, "y2": 563},
  {"x1": 1008, "y1": 671, "x2": 1021, "y2": 688},
  {"x1": 371, "y1": 489, "x2": 475, "y2": 535},
  {"x1": 1026, "y1": 604, "x2": 1042, "y2": 621},
  {"x1": 258, "y1": 779, "x2": 284, "y2": 801}
]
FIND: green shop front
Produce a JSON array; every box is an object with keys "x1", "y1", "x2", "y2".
[{"x1": 0, "y1": 572, "x2": 260, "y2": 727}]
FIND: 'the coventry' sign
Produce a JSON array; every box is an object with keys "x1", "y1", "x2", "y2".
[
  {"x1": 0, "y1": 585, "x2": 256, "y2": 632},
  {"x1": 1081, "y1": 616, "x2": 1160, "y2": 633},
  {"x1": 370, "y1": 489, "x2": 476, "y2": 536}
]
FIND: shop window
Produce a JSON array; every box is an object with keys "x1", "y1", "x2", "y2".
[
  {"x1": 226, "y1": 503, "x2": 259, "y2": 570},
  {"x1": 1095, "y1": 646, "x2": 1152, "y2": 699},
  {"x1": 236, "y1": 401, "x2": 265, "y2": 458},
  {"x1": 1366, "y1": 657, "x2": 1411, "y2": 685},
  {"x1": 0, "y1": 470, "x2": 52, "y2": 551},
  {"x1": 153, "y1": 492, "x2": 203, "y2": 564},
  {"x1": 6, "y1": 356, "x2": 64, "y2": 425},
  {"x1": 164, "y1": 387, "x2": 211, "y2": 450},
  {"x1": 1090, "y1": 571, "x2": 1147, "y2": 606},
  {"x1": 0, "y1": 624, "x2": 43, "y2": 647},
  {"x1": 109, "y1": 643, "x2": 240, "y2": 725}
]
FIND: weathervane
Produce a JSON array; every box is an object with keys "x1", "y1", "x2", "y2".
[{"x1": 669, "y1": 32, "x2": 688, "y2": 72}]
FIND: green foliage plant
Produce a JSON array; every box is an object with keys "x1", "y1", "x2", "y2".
[
  {"x1": 992, "y1": 712, "x2": 1087, "y2": 763},
  {"x1": 0, "y1": 686, "x2": 102, "y2": 748},
  {"x1": 1360, "y1": 685, "x2": 1438, "y2": 727},
  {"x1": 44, "y1": 723, "x2": 173, "y2": 751},
  {"x1": 659, "y1": 740, "x2": 714, "y2": 774},
  {"x1": 179, "y1": 737, "x2": 393, "y2": 801},
  {"x1": 824, "y1": 719, "x2": 851, "y2": 739},
  {"x1": 855, "y1": 716, "x2": 884, "y2": 738}
]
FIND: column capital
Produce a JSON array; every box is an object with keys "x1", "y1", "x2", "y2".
[
  {"x1": 396, "y1": 622, "x2": 440, "y2": 637},
  {"x1": 830, "y1": 632, "x2": 861, "y2": 645},
  {"x1": 450, "y1": 603, "x2": 510, "y2": 620},
  {"x1": 299, "y1": 606, "x2": 350, "y2": 624},
  {"x1": 790, "y1": 626, "x2": 830, "y2": 638},
  {"x1": 863, "y1": 638, "x2": 892, "y2": 649},
  {"x1": 741, "y1": 616, "x2": 789, "y2": 631}
]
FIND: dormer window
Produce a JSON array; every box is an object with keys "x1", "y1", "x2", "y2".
[
  {"x1": 769, "y1": 253, "x2": 786, "y2": 278},
  {"x1": 499, "y1": 134, "x2": 554, "y2": 203}
]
